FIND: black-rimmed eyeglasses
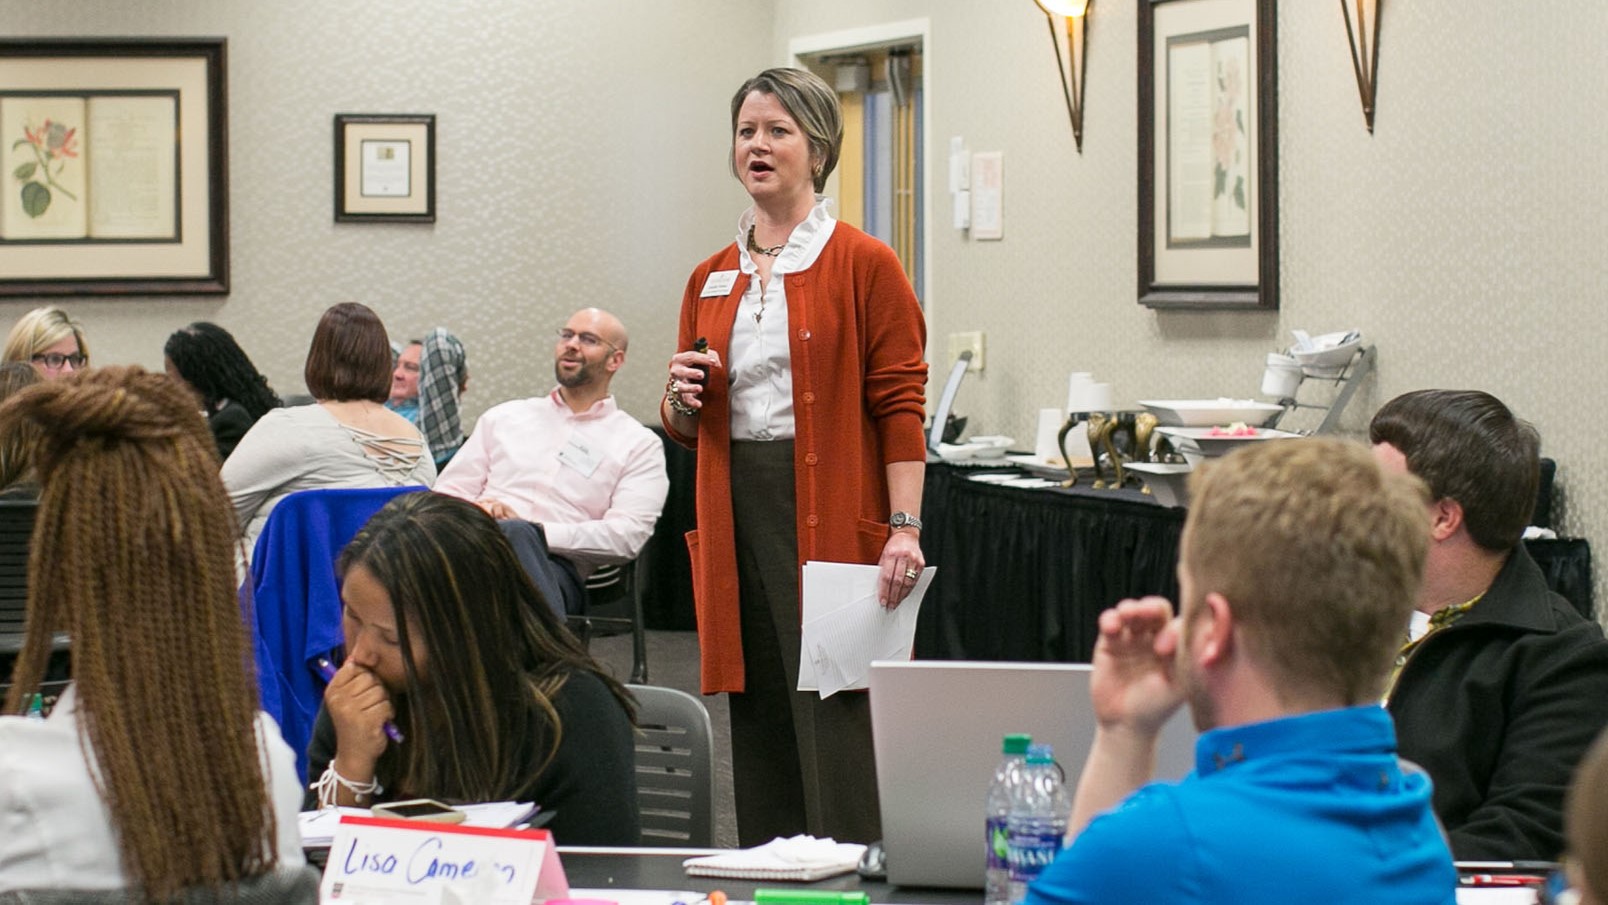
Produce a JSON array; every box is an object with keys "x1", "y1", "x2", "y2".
[{"x1": 32, "y1": 353, "x2": 87, "y2": 371}]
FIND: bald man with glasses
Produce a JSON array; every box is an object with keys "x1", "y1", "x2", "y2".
[{"x1": 435, "y1": 308, "x2": 669, "y2": 615}]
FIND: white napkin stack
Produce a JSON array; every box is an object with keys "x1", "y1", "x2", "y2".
[{"x1": 683, "y1": 835, "x2": 868, "y2": 881}]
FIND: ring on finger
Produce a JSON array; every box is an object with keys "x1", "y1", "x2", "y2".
[{"x1": 904, "y1": 567, "x2": 919, "y2": 580}]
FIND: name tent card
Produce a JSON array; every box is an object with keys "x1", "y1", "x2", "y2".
[{"x1": 320, "y1": 815, "x2": 568, "y2": 904}]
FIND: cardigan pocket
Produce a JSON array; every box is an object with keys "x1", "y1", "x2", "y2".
[
  {"x1": 855, "y1": 518, "x2": 890, "y2": 564},
  {"x1": 684, "y1": 529, "x2": 704, "y2": 603}
]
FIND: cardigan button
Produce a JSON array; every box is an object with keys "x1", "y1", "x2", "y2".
[
  {"x1": 803, "y1": 392, "x2": 816, "y2": 404},
  {"x1": 798, "y1": 329, "x2": 811, "y2": 340},
  {"x1": 806, "y1": 514, "x2": 819, "y2": 527},
  {"x1": 805, "y1": 453, "x2": 818, "y2": 465}
]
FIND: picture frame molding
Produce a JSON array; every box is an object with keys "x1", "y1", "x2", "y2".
[
  {"x1": 333, "y1": 113, "x2": 436, "y2": 224},
  {"x1": 1137, "y1": 0, "x2": 1279, "y2": 311},
  {"x1": 0, "y1": 37, "x2": 229, "y2": 297}
]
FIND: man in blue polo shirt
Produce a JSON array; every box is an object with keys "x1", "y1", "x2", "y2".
[{"x1": 1027, "y1": 439, "x2": 1456, "y2": 905}]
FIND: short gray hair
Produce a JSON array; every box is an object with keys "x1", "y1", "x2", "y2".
[{"x1": 729, "y1": 68, "x2": 843, "y2": 193}]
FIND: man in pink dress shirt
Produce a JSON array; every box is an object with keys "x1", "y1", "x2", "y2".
[{"x1": 435, "y1": 308, "x2": 668, "y2": 614}]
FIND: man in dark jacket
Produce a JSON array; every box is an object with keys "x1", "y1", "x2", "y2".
[{"x1": 1372, "y1": 389, "x2": 1608, "y2": 861}]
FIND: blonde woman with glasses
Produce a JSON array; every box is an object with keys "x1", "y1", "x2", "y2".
[{"x1": 2, "y1": 306, "x2": 88, "y2": 379}]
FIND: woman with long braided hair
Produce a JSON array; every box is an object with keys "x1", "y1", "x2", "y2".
[
  {"x1": 307, "y1": 491, "x2": 640, "y2": 845},
  {"x1": 0, "y1": 366, "x2": 306, "y2": 899}
]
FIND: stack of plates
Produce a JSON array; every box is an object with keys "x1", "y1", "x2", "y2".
[
  {"x1": 1290, "y1": 334, "x2": 1363, "y2": 378},
  {"x1": 1004, "y1": 453, "x2": 1074, "y2": 480},
  {"x1": 937, "y1": 435, "x2": 1013, "y2": 463},
  {"x1": 1156, "y1": 426, "x2": 1303, "y2": 466},
  {"x1": 1138, "y1": 399, "x2": 1284, "y2": 427},
  {"x1": 1126, "y1": 462, "x2": 1193, "y2": 508}
]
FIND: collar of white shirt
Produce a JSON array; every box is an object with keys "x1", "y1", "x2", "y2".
[{"x1": 735, "y1": 195, "x2": 836, "y2": 275}]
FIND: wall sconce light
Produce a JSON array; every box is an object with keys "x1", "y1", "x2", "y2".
[
  {"x1": 1033, "y1": 0, "x2": 1090, "y2": 153},
  {"x1": 1341, "y1": 0, "x2": 1382, "y2": 132}
]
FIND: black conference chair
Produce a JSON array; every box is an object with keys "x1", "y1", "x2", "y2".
[
  {"x1": 568, "y1": 550, "x2": 650, "y2": 684},
  {"x1": 0, "y1": 499, "x2": 69, "y2": 710}
]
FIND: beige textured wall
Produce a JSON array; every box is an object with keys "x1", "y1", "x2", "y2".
[
  {"x1": 5, "y1": 2, "x2": 1607, "y2": 604},
  {"x1": 0, "y1": 0, "x2": 771, "y2": 422},
  {"x1": 775, "y1": 0, "x2": 1608, "y2": 606}
]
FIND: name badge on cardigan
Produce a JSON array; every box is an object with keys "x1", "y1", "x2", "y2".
[{"x1": 701, "y1": 270, "x2": 739, "y2": 297}]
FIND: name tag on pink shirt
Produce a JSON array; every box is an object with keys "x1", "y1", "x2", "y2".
[{"x1": 558, "y1": 436, "x2": 601, "y2": 478}]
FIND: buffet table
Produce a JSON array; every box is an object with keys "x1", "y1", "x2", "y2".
[
  {"x1": 639, "y1": 438, "x2": 1594, "y2": 662},
  {"x1": 913, "y1": 463, "x2": 1594, "y2": 663},
  {"x1": 913, "y1": 464, "x2": 1184, "y2": 662}
]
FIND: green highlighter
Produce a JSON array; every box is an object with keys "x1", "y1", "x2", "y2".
[{"x1": 753, "y1": 892, "x2": 870, "y2": 905}]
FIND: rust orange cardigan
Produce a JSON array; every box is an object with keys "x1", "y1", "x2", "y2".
[{"x1": 664, "y1": 223, "x2": 928, "y2": 693}]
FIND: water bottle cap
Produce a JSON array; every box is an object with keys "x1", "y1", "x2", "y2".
[
  {"x1": 1026, "y1": 743, "x2": 1054, "y2": 764},
  {"x1": 1001, "y1": 733, "x2": 1031, "y2": 755}
]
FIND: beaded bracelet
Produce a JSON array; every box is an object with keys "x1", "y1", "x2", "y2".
[{"x1": 665, "y1": 377, "x2": 698, "y2": 418}]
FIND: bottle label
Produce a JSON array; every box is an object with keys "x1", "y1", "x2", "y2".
[
  {"x1": 1006, "y1": 826, "x2": 1066, "y2": 883},
  {"x1": 986, "y1": 816, "x2": 1008, "y2": 871}
]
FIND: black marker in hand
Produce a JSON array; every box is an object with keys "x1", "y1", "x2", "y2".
[{"x1": 691, "y1": 337, "x2": 710, "y2": 385}]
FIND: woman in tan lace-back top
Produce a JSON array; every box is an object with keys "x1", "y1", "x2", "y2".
[{"x1": 223, "y1": 303, "x2": 436, "y2": 561}]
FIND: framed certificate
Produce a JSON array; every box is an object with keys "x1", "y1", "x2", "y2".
[
  {"x1": 1138, "y1": 0, "x2": 1279, "y2": 310},
  {"x1": 334, "y1": 113, "x2": 435, "y2": 223},
  {"x1": 0, "y1": 38, "x2": 229, "y2": 296}
]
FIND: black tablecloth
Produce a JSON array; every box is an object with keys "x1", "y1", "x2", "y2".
[
  {"x1": 914, "y1": 465, "x2": 1185, "y2": 662},
  {"x1": 642, "y1": 456, "x2": 1595, "y2": 658},
  {"x1": 914, "y1": 464, "x2": 1594, "y2": 662}
]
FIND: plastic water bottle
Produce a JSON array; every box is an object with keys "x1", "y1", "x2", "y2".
[
  {"x1": 1006, "y1": 743, "x2": 1071, "y2": 904},
  {"x1": 985, "y1": 733, "x2": 1032, "y2": 905}
]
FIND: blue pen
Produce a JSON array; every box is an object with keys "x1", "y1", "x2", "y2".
[{"x1": 315, "y1": 656, "x2": 405, "y2": 744}]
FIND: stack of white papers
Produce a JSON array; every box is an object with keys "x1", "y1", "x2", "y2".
[
  {"x1": 798, "y1": 561, "x2": 935, "y2": 698},
  {"x1": 683, "y1": 834, "x2": 867, "y2": 881},
  {"x1": 298, "y1": 800, "x2": 538, "y2": 847}
]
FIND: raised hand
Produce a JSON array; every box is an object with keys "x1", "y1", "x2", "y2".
[{"x1": 1088, "y1": 597, "x2": 1187, "y2": 737}]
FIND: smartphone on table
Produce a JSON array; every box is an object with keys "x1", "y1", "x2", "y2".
[{"x1": 371, "y1": 798, "x2": 467, "y2": 824}]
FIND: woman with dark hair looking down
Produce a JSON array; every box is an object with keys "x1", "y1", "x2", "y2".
[
  {"x1": 164, "y1": 321, "x2": 282, "y2": 462},
  {"x1": 223, "y1": 302, "x2": 435, "y2": 559},
  {"x1": 0, "y1": 366, "x2": 306, "y2": 899},
  {"x1": 306, "y1": 491, "x2": 640, "y2": 846}
]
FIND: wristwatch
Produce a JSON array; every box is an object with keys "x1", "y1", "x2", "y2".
[{"x1": 889, "y1": 511, "x2": 923, "y2": 532}]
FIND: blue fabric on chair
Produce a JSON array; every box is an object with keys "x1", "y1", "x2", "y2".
[{"x1": 246, "y1": 485, "x2": 427, "y2": 781}]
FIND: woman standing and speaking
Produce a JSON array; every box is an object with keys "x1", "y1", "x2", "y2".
[{"x1": 662, "y1": 67, "x2": 927, "y2": 845}]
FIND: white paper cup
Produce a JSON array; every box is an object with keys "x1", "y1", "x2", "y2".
[
  {"x1": 1066, "y1": 372, "x2": 1094, "y2": 413},
  {"x1": 1034, "y1": 408, "x2": 1063, "y2": 461},
  {"x1": 1087, "y1": 383, "x2": 1114, "y2": 412},
  {"x1": 1261, "y1": 353, "x2": 1303, "y2": 399},
  {"x1": 1060, "y1": 421, "x2": 1093, "y2": 463}
]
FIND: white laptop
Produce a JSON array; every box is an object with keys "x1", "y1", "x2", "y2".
[{"x1": 868, "y1": 660, "x2": 1198, "y2": 889}]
